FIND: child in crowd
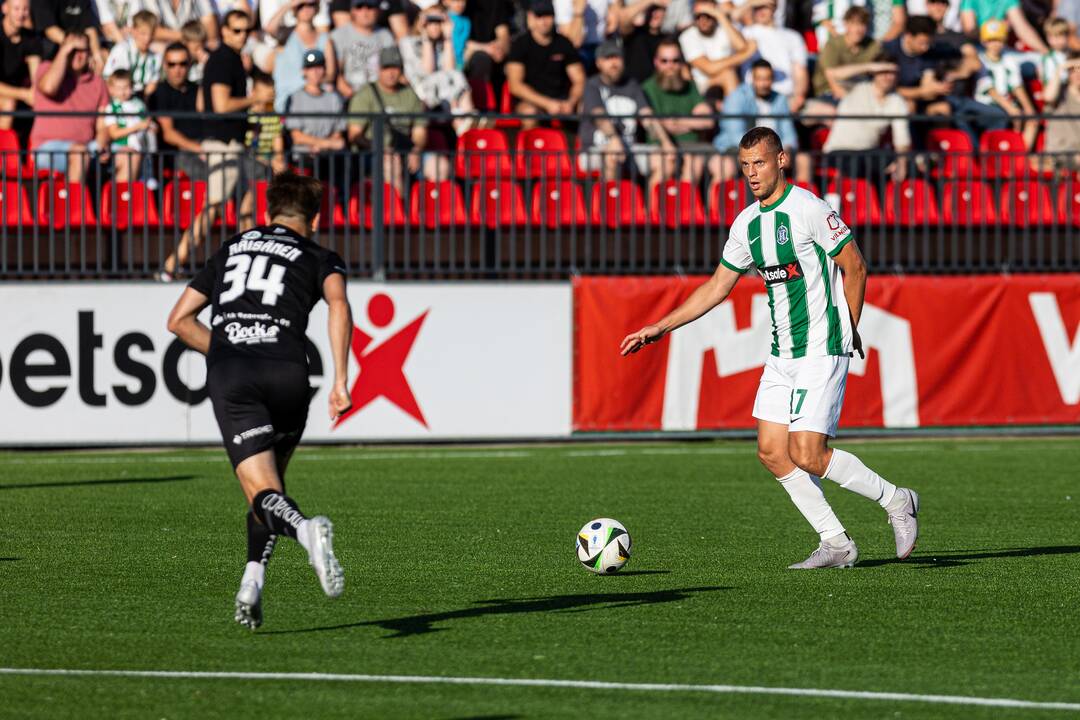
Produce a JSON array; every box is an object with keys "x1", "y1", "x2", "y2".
[
  {"x1": 181, "y1": 20, "x2": 209, "y2": 84},
  {"x1": 973, "y1": 19, "x2": 1038, "y2": 148},
  {"x1": 100, "y1": 69, "x2": 158, "y2": 185},
  {"x1": 1041, "y1": 17, "x2": 1071, "y2": 106},
  {"x1": 103, "y1": 10, "x2": 162, "y2": 98}
]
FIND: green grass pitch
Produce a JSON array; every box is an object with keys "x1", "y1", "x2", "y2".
[{"x1": 1, "y1": 438, "x2": 1079, "y2": 719}]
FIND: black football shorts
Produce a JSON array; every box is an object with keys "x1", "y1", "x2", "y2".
[{"x1": 207, "y1": 358, "x2": 312, "y2": 468}]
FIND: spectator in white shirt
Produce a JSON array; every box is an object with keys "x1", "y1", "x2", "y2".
[
  {"x1": 96, "y1": 0, "x2": 136, "y2": 43},
  {"x1": 738, "y1": 0, "x2": 808, "y2": 111},
  {"x1": 823, "y1": 59, "x2": 910, "y2": 180},
  {"x1": 678, "y1": 0, "x2": 755, "y2": 99}
]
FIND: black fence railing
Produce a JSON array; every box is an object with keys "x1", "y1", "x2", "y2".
[{"x1": 3, "y1": 112, "x2": 1080, "y2": 278}]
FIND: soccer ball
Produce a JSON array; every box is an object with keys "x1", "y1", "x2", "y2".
[{"x1": 576, "y1": 518, "x2": 631, "y2": 574}]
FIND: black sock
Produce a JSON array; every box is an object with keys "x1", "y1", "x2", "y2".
[
  {"x1": 246, "y1": 509, "x2": 277, "y2": 565},
  {"x1": 251, "y1": 489, "x2": 307, "y2": 540}
]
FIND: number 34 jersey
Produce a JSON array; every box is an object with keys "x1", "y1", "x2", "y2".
[
  {"x1": 720, "y1": 184, "x2": 854, "y2": 360},
  {"x1": 189, "y1": 224, "x2": 347, "y2": 368}
]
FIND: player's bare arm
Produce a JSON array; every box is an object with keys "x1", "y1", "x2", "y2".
[
  {"x1": 166, "y1": 287, "x2": 212, "y2": 355},
  {"x1": 620, "y1": 263, "x2": 742, "y2": 356},
  {"x1": 323, "y1": 273, "x2": 353, "y2": 421},
  {"x1": 831, "y1": 241, "x2": 867, "y2": 358}
]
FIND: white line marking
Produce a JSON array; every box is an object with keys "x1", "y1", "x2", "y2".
[{"x1": 0, "y1": 668, "x2": 1076, "y2": 711}]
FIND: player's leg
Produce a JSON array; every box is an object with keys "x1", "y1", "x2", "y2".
[
  {"x1": 786, "y1": 355, "x2": 920, "y2": 559},
  {"x1": 753, "y1": 358, "x2": 855, "y2": 568}
]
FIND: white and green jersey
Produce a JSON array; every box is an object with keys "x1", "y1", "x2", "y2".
[
  {"x1": 721, "y1": 183, "x2": 854, "y2": 359},
  {"x1": 103, "y1": 38, "x2": 162, "y2": 95}
]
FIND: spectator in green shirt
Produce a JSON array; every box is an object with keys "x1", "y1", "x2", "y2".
[
  {"x1": 959, "y1": 0, "x2": 1046, "y2": 53},
  {"x1": 347, "y1": 46, "x2": 447, "y2": 192},
  {"x1": 814, "y1": 6, "x2": 881, "y2": 100},
  {"x1": 641, "y1": 37, "x2": 714, "y2": 184}
]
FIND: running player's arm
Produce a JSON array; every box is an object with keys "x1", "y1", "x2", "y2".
[
  {"x1": 166, "y1": 287, "x2": 212, "y2": 355},
  {"x1": 322, "y1": 272, "x2": 354, "y2": 421}
]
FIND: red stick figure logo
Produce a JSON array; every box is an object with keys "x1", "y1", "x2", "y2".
[{"x1": 333, "y1": 293, "x2": 429, "y2": 429}]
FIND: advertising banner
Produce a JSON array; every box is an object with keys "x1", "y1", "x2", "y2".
[
  {"x1": 574, "y1": 275, "x2": 1080, "y2": 430},
  {"x1": 0, "y1": 283, "x2": 572, "y2": 444}
]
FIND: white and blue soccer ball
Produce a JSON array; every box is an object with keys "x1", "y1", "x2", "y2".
[{"x1": 576, "y1": 518, "x2": 631, "y2": 574}]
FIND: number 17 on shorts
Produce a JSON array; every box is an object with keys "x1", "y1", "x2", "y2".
[{"x1": 752, "y1": 355, "x2": 850, "y2": 437}]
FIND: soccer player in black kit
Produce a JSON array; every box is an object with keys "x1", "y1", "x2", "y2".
[{"x1": 167, "y1": 172, "x2": 353, "y2": 630}]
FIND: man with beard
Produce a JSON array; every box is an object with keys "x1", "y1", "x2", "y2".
[
  {"x1": 578, "y1": 39, "x2": 676, "y2": 193},
  {"x1": 679, "y1": 0, "x2": 755, "y2": 100},
  {"x1": 642, "y1": 37, "x2": 714, "y2": 184},
  {"x1": 507, "y1": 0, "x2": 586, "y2": 127}
]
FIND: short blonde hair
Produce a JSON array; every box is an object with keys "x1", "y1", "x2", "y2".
[
  {"x1": 180, "y1": 19, "x2": 207, "y2": 43},
  {"x1": 132, "y1": 9, "x2": 159, "y2": 30}
]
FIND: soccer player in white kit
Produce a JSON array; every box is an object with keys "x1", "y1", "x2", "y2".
[{"x1": 621, "y1": 127, "x2": 920, "y2": 568}]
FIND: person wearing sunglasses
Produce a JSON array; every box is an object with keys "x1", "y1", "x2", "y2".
[{"x1": 642, "y1": 37, "x2": 714, "y2": 185}]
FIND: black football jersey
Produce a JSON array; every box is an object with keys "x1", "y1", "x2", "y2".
[{"x1": 189, "y1": 224, "x2": 347, "y2": 367}]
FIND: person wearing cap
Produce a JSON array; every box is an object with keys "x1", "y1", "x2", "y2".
[
  {"x1": 959, "y1": 0, "x2": 1047, "y2": 54},
  {"x1": 738, "y1": 0, "x2": 809, "y2": 112},
  {"x1": 331, "y1": 0, "x2": 395, "y2": 99},
  {"x1": 269, "y1": 0, "x2": 338, "y2": 113},
  {"x1": 578, "y1": 39, "x2": 677, "y2": 192},
  {"x1": 507, "y1": 0, "x2": 586, "y2": 127},
  {"x1": 678, "y1": 0, "x2": 755, "y2": 99},
  {"x1": 348, "y1": 45, "x2": 440, "y2": 193},
  {"x1": 959, "y1": 19, "x2": 1036, "y2": 147},
  {"x1": 285, "y1": 48, "x2": 348, "y2": 177},
  {"x1": 399, "y1": 3, "x2": 477, "y2": 136}
]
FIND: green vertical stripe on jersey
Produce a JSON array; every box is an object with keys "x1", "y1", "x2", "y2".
[
  {"x1": 775, "y1": 211, "x2": 808, "y2": 358},
  {"x1": 747, "y1": 215, "x2": 779, "y2": 356},
  {"x1": 813, "y1": 243, "x2": 845, "y2": 355}
]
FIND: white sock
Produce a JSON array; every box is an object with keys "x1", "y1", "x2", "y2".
[
  {"x1": 776, "y1": 468, "x2": 846, "y2": 541},
  {"x1": 241, "y1": 561, "x2": 265, "y2": 590},
  {"x1": 296, "y1": 519, "x2": 312, "y2": 554},
  {"x1": 823, "y1": 449, "x2": 898, "y2": 509}
]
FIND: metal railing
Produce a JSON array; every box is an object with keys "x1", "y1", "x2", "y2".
[{"x1": 3, "y1": 111, "x2": 1080, "y2": 278}]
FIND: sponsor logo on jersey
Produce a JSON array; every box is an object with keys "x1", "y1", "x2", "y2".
[
  {"x1": 760, "y1": 261, "x2": 803, "y2": 285},
  {"x1": 241, "y1": 230, "x2": 262, "y2": 240},
  {"x1": 776, "y1": 225, "x2": 789, "y2": 245},
  {"x1": 233, "y1": 424, "x2": 273, "y2": 445},
  {"x1": 224, "y1": 321, "x2": 281, "y2": 345}
]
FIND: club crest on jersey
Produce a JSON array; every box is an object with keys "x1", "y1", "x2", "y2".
[
  {"x1": 776, "y1": 225, "x2": 790, "y2": 245},
  {"x1": 241, "y1": 230, "x2": 262, "y2": 240},
  {"x1": 760, "y1": 261, "x2": 803, "y2": 285}
]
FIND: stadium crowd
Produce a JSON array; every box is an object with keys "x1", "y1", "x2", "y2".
[{"x1": 2, "y1": 0, "x2": 1080, "y2": 275}]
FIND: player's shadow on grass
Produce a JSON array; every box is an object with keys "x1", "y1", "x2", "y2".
[
  {"x1": 0, "y1": 475, "x2": 197, "y2": 491},
  {"x1": 859, "y1": 545, "x2": 1080, "y2": 569},
  {"x1": 264, "y1": 586, "x2": 729, "y2": 638}
]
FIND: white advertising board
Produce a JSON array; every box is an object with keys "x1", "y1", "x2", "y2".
[{"x1": 0, "y1": 283, "x2": 571, "y2": 444}]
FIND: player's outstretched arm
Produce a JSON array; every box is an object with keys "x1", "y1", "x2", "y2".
[
  {"x1": 166, "y1": 287, "x2": 212, "y2": 355},
  {"x1": 832, "y1": 240, "x2": 867, "y2": 358},
  {"x1": 620, "y1": 263, "x2": 742, "y2": 356},
  {"x1": 323, "y1": 274, "x2": 353, "y2": 421}
]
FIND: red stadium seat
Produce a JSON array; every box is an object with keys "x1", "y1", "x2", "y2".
[
  {"x1": 651, "y1": 180, "x2": 706, "y2": 228},
  {"x1": 980, "y1": 129, "x2": 1029, "y2": 178},
  {"x1": 941, "y1": 181, "x2": 997, "y2": 225},
  {"x1": 1056, "y1": 182, "x2": 1080, "y2": 226},
  {"x1": 530, "y1": 181, "x2": 588, "y2": 227},
  {"x1": 349, "y1": 181, "x2": 406, "y2": 229},
  {"x1": 38, "y1": 181, "x2": 97, "y2": 228},
  {"x1": 883, "y1": 179, "x2": 940, "y2": 226},
  {"x1": 455, "y1": 128, "x2": 512, "y2": 179},
  {"x1": 590, "y1": 180, "x2": 649, "y2": 228},
  {"x1": 826, "y1": 178, "x2": 882, "y2": 225},
  {"x1": 515, "y1": 128, "x2": 573, "y2": 179},
  {"x1": 708, "y1": 179, "x2": 750, "y2": 225},
  {"x1": 495, "y1": 82, "x2": 521, "y2": 129},
  {"x1": 469, "y1": 180, "x2": 528, "y2": 228},
  {"x1": 101, "y1": 181, "x2": 160, "y2": 229},
  {"x1": 409, "y1": 180, "x2": 467, "y2": 228},
  {"x1": 0, "y1": 129, "x2": 35, "y2": 179},
  {"x1": 999, "y1": 180, "x2": 1055, "y2": 226},
  {"x1": 927, "y1": 128, "x2": 978, "y2": 179},
  {"x1": 469, "y1": 78, "x2": 496, "y2": 113},
  {"x1": 161, "y1": 179, "x2": 206, "y2": 229},
  {"x1": 0, "y1": 181, "x2": 32, "y2": 226}
]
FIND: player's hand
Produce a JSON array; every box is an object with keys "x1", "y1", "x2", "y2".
[
  {"x1": 329, "y1": 382, "x2": 352, "y2": 421},
  {"x1": 620, "y1": 325, "x2": 664, "y2": 356},
  {"x1": 852, "y1": 328, "x2": 865, "y2": 359}
]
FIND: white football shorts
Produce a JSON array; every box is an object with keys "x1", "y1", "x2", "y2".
[{"x1": 752, "y1": 354, "x2": 850, "y2": 437}]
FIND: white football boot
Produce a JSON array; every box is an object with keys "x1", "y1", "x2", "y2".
[
  {"x1": 234, "y1": 581, "x2": 263, "y2": 630},
  {"x1": 305, "y1": 516, "x2": 345, "y2": 598},
  {"x1": 788, "y1": 535, "x2": 859, "y2": 569},
  {"x1": 887, "y1": 488, "x2": 920, "y2": 559}
]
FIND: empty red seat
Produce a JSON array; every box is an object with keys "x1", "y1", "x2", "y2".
[
  {"x1": 941, "y1": 181, "x2": 997, "y2": 225},
  {"x1": 349, "y1": 181, "x2": 406, "y2": 228},
  {"x1": 1056, "y1": 182, "x2": 1080, "y2": 226},
  {"x1": 38, "y1": 181, "x2": 97, "y2": 228},
  {"x1": 531, "y1": 181, "x2": 587, "y2": 227},
  {"x1": 883, "y1": 179, "x2": 940, "y2": 226},
  {"x1": 999, "y1": 180, "x2": 1055, "y2": 226},
  {"x1": 469, "y1": 180, "x2": 528, "y2": 228},
  {"x1": 0, "y1": 129, "x2": 35, "y2": 179},
  {"x1": 980, "y1": 129, "x2": 1029, "y2": 178},
  {"x1": 651, "y1": 180, "x2": 706, "y2": 228},
  {"x1": 708, "y1": 179, "x2": 750, "y2": 225},
  {"x1": 409, "y1": 180, "x2": 467, "y2": 228},
  {"x1": 928, "y1": 128, "x2": 978, "y2": 179},
  {"x1": 101, "y1": 181, "x2": 160, "y2": 229},
  {"x1": 515, "y1": 127, "x2": 573, "y2": 179},
  {"x1": 0, "y1": 181, "x2": 32, "y2": 226},
  {"x1": 454, "y1": 128, "x2": 513, "y2": 179},
  {"x1": 590, "y1": 180, "x2": 649, "y2": 228},
  {"x1": 162, "y1": 179, "x2": 206, "y2": 229},
  {"x1": 826, "y1": 178, "x2": 882, "y2": 225}
]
